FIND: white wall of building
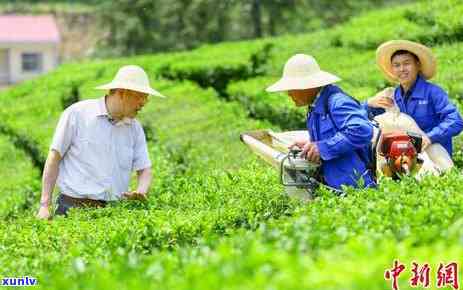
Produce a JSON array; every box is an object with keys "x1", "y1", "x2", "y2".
[
  {"x1": 0, "y1": 49, "x2": 8, "y2": 83},
  {"x1": 0, "y1": 42, "x2": 59, "y2": 84}
]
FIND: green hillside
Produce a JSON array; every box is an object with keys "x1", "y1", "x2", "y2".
[{"x1": 1, "y1": 0, "x2": 463, "y2": 289}]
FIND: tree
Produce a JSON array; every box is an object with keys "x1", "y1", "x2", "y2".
[
  {"x1": 95, "y1": 0, "x2": 411, "y2": 56},
  {"x1": 251, "y1": 0, "x2": 262, "y2": 38}
]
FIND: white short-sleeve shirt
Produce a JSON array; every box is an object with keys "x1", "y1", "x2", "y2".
[{"x1": 50, "y1": 97, "x2": 152, "y2": 201}]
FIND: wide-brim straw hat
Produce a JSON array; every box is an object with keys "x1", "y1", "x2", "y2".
[
  {"x1": 377, "y1": 40, "x2": 437, "y2": 82},
  {"x1": 266, "y1": 54, "x2": 341, "y2": 92},
  {"x1": 96, "y1": 65, "x2": 166, "y2": 98}
]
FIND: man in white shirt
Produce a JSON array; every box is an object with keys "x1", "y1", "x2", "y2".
[{"x1": 36, "y1": 65, "x2": 165, "y2": 219}]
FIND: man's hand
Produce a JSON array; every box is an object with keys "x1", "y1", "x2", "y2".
[
  {"x1": 122, "y1": 191, "x2": 148, "y2": 201},
  {"x1": 36, "y1": 205, "x2": 51, "y2": 220},
  {"x1": 302, "y1": 142, "x2": 321, "y2": 164},
  {"x1": 36, "y1": 149, "x2": 61, "y2": 219},
  {"x1": 288, "y1": 139, "x2": 309, "y2": 150},
  {"x1": 367, "y1": 87, "x2": 395, "y2": 109}
]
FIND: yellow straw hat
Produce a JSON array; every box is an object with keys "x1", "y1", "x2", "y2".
[{"x1": 376, "y1": 40, "x2": 437, "y2": 82}]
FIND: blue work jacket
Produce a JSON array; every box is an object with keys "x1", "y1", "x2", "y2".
[
  {"x1": 364, "y1": 75, "x2": 463, "y2": 156},
  {"x1": 307, "y1": 84, "x2": 375, "y2": 190}
]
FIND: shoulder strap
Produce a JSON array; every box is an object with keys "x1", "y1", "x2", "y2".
[
  {"x1": 322, "y1": 88, "x2": 360, "y2": 129},
  {"x1": 323, "y1": 91, "x2": 376, "y2": 179}
]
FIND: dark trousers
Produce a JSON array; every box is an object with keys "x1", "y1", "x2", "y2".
[{"x1": 55, "y1": 194, "x2": 107, "y2": 217}]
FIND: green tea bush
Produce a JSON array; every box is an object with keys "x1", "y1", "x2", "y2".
[
  {"x1": 331, "y1": 0, "x2": 463, "y2": 49},
  {"x1": 404, "y1": 0, "x2": 463, "y2": 44},
  {"x1": 330, "y1": 4, "x2": 426, "y2": 50},
  {"x1": 9, "y1": 172, "x2": 463, "y2": 290},
  {"x1": 0, "y1": 136, "x2": 39, "y2": 219},
  {"x1": 157, "y1": 40, "x2": 273, "y2": 96},
  {"x1": 227, "y1": 77, "x2": 307, "y2": 130}
]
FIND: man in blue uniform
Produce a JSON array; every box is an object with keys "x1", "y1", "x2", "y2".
[
  {"x1": 266, "y1": 54, "x2": 375, "y2": 190},
  {"x1": 364, "y1": 40, "x2": 463, "y2": 156}
]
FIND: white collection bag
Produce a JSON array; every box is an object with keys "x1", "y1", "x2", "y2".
[{"x1": 372, "y1": 88, "x2": 453, "y2": 178}]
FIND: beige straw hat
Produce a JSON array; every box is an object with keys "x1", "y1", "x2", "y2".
[
  {"x1": 266, "y1": 54, "x2": 341, "y2": 92},
  {"x1": 96, "y1": 65, "x2": 165, "y2": 98},
  {"x1": 376, "y1": 40, "x2": 437, "y2": 82}
]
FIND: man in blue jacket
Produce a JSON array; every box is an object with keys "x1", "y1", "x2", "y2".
[
  {"x1": 266, "y1": 54, "x2": 375, "y2": 190},
  {"x1": 365, "y1": 40, "x2": 463, "y2": 156}
]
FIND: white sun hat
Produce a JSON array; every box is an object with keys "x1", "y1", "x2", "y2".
[
  {"x1": 96, "y1": 65, "x2": 166, "y2": 98},
  {"x1": 266, "y1": 54, "x2": 341, "y2": 92}
]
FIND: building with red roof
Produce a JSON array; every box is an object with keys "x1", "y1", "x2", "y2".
[{"x1": 0, "y1": 15, "x2": 60, "y2": 84}]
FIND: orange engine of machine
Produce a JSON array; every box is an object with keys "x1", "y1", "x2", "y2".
[{"x1": 379, "y1": 131, "x2": 423, "y2": 177}]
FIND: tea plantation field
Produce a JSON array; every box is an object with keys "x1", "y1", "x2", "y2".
[{"x1": 1, "y1": 1, "x2": 463, "y2": 289}]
